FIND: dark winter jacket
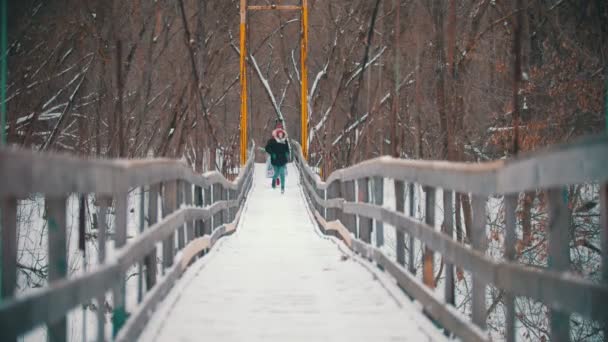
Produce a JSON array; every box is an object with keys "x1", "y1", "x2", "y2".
[{"x1": 265, "y1": 129, "x2": 290, "y2": 166}]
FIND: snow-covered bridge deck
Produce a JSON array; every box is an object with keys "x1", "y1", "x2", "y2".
[{"x1": 140, "y1": 163, "x2": 445, "y2": 342}]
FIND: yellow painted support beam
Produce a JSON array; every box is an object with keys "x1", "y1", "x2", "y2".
[
  {"x1": 239, "y1": 0, "x2": 248, "y2": 166},
  {"x1": 248, "y1": 5, "x2": 301, "y2": 11},
  {"x1": 300, "y1": 0, "x2": 309, "y2": 160}
]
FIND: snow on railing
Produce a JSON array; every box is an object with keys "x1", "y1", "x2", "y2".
[
  {"x1": 292, "y1": 135, "x2": 608, "y2": 342},
  {"x1": 0, "y1": 145, "x2": 256, "y2": 341}
]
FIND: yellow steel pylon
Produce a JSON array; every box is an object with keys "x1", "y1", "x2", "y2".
[{"x1": 239, "y1": 1, "x2": 309, "y2": 165}]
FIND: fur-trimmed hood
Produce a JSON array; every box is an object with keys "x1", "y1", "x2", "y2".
[{"x1": 272, "y1": 128, "x2": 288, "y2": 144}]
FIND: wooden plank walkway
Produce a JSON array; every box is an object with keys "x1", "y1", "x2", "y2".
[{"x1": 139, "y1": 164, "x2": 446, "y2": 342}]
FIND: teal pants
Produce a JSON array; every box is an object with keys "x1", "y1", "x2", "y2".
[{"x1": 272, "y1": 165, "x2": 286, "y2": 190}]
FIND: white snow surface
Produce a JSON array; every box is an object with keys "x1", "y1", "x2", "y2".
[{"x1": 140, "y1": 163, "x2": 446, "y2": 342}]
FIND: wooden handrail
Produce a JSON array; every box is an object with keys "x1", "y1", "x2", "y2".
[
  {"x1": 293, "y1": 135, "x2": 608, "y2": 342},
  {"x1": 0, "y1": 146, "x2": 256, "y2": 341}
]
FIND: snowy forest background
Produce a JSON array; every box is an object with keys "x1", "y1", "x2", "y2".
[{"x1": 4, "y1": 0, "x2": 608, "y2": 341}]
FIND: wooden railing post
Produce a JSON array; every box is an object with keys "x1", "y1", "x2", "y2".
[
  {"x1": 471, "y1": 195, "x2": 487, "y2": 329},
  {"x1": 443, "y1": 189, "x2": 454, "y2": 305},
  {"x1": 162, "y1": 182, "x2": 177, "y2": 272},
  {"x1": 195, "y1": 185, "x2": 203, "y2": 237},
  {"x1": 358, "y1": 178, "x2": 373, "y2": 243},
  {"x1": 137, "y1": 188, "x2": 145, "y2": 304},
  {"x1": 212, "y1": 183, "x2": 223, "y2": 229},
  {"x1": 176, "y1": 180, "x2": 185, "y2": 250},
  {"x1": 96, "y1": 198, "x2": 109, "y2": 342},
  {"x1": 373, "y1": 176, "x2": 384, "y2": 248},
  {"x1": 112, "y1": 192, "x2": 128, "y2": 337},
  {"x1": 547, "y1": 188, "x2": 571, "y2": 342},
  {"x1": 394, "y1": 181, "x2": 405, "y2": 266},
  {"x1": 601, "y1": 184, "x2": 608, "y2": 340},
  {"x1": 422, "y1": 186, "x2": 435, "y2": 288},
  {"x1": 184, "y1": 182, "x2": 194, "y2": 242},
  {"x1": 145, "y1": 185, "x2": 159, "y2": 290},
  {"x1": 222, "y1": 187, "x2": 229, "y2": 224},
  {"x1": 408, "y1": 183, "x2": 416, "y2": 274},
  {"x1": 327, "y1": 180, "x2": 341, "y2": 222},
  {"x1": 342, "y1": 180, "x2": 357, "y2": 234},
  {"x1": 1, "y1": 196, "x2": 17, "y2": 342},
  {"x1": 46, "y1": 196, "x2": 67, "y2": 342},
  {"x1": 504, "y1": 194, "x2": 518, "y2": 342},
  {"x1": 203, "y1": 185, "x2": 212, "y2": 235}
]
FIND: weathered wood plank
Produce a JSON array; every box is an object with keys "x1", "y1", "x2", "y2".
[
  {"x1": 547, "y1": 188, "x2": 571, "y2": 342},
  {"x1": 504, "y1": 194, "x2": 517, "y2": 342},
  {"x1": 46, "y1": 196, "x2": 68, "y2": 342},
  {"x1": 471, "y1": 195, "x2": 487, "y2": 329}
]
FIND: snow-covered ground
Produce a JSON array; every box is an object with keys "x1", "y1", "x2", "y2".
[{"x1": 139, "y1": 163, "x2": 446, "y2": 342}]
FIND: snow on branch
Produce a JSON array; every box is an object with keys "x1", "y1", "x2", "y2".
[{"x1": 345, "y1": 46, "x2": 387, "y2": 87}]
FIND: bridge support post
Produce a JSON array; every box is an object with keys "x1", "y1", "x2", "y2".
[
  {"x1": 547, "y1": 188, "x2": 571, "y2": 342},
  {"x1": 46, "y1": 196, "x2": 68, "y2": 342},
  {"x1": 358, "y1": 178, "x2": 373, "y2": 244},
  {"x1": 471, "y1": 195, "x2": 487, "y2": 329},
  {"x1": 394, "y1": 181, "x2": 405, "y2": 266}
]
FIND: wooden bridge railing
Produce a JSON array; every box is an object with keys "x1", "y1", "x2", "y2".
[
  {"x1": 293, "y1": 135, "x2": 608, "y2": 342},
  {"x1": 0, "y1": 146, "x2": 255, "y2": 341}
]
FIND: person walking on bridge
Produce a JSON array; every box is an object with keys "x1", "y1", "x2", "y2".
[{"x1": 265, "y1": 121, "x2": 289, "y2": 194}]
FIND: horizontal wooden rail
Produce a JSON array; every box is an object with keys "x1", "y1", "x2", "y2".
[
  {"x1": 0, "y1": 146, "x2": 255, "y2": 341},
  {"x1": 0, "y1": 148, "x2": 244, "y2": 197},
  {"x1": 299, "y1": 135, "x2": 608, "y2": 195},
  {"x1": 293, "y1": 135, "x2": 608, "y2": 342}
]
